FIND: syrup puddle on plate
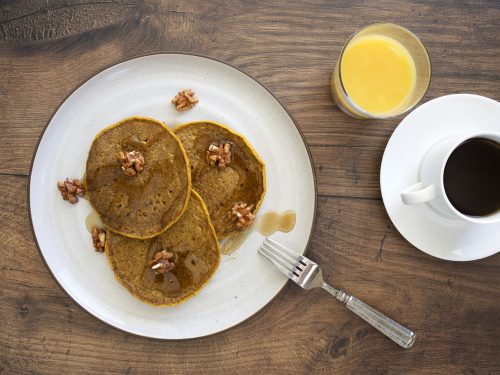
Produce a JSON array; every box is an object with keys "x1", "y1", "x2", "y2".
[
  {"x1": 85, "y1": 209, "x2": 105, "y2": 233},
  {"x1": 221, "y1": 210, "x2": 296, "y2": 255},
  {"x1": 221, "y1": 230, "x2": 252, "y2": 255},
  {"x1": 257, "y1": 210, "x2": 296, "y2": 236}
]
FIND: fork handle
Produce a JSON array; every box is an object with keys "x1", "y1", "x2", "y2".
[{"x1": 321, "y1": 283, "x2": 416, "y2": 349}]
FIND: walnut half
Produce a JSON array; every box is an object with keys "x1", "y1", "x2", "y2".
[
  {"x1": 206, "y1": 142, "x2": 232, "y2": 169},
  {"x1": 118, "y1": 150, "x2": 144, "y2": 177},
  {"x1": 229, "y1": 202, "x2": 255, "y2": 230},
  {"x1": 57, "y1": 178, "x2": 85, "y2": 204},
  {"x1": 149, "y1": 250, "x2": 175, "y2": 274},
  {"x1": 91, "y1": 227, "x2": 106, "y2": 252},
  {"x1": 171, "y1": 89, "x2": 198, "y2": 111}
]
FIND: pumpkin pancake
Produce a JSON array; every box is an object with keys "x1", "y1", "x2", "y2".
[
  {"x1": 174, "y1": 121, "x2": 266, "y2": 238},
  {"x1": 86, "y1": 117, "x2": 191, "y2": 239},
  {"x1": 105, "y1": 190, "x2": 220, "y2": 306}
]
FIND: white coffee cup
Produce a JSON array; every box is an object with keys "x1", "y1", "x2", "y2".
[{"x1": 401, "y1": 132, "x2": 500, "y2": 224}]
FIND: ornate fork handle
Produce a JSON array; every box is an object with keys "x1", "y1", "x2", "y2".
[{"x1": 321, "y1": 282, "x2": 416, "y2": 349}]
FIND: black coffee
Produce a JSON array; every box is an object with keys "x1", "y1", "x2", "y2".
[{"x1": 443, "y1": 137, "x2": 500, "y2": 216}]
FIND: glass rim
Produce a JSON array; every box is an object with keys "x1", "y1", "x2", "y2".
[{"x1": 338, "y1": 23, "x2": 432, "y2": 119}]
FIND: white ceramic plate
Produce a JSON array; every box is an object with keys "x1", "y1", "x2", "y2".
[
  {"x1": 29, "y1": 54, "x2": 317, "y2": 339},
  {"x1": 380, "y1": 94, "x2": 500, "y2": 261}
]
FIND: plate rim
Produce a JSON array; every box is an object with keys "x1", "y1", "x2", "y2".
[{"x1": 27, "y1": 52, "x2": 318, "y2": 340}]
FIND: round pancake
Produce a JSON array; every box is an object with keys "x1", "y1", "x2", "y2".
[
  {"x1": 86, "y1": 117, "x2": 191, "y2": 239},
  {"x1": 105, "y1": 190, "x2": 220, "y2": 306},
  {"x1": 174, "y1": 121, "x2": 266, "y2": 238}
]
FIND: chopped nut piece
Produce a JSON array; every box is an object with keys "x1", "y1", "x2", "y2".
[
  {"x1": 206, "y1": 142, "x2": 232, "y2": 169},
  {"x1": 149, "y1": 250, "x2": 175, "y2": 274},
  {"x1": 171, "y1": 89, "x2": 198, "y2": 111},
  {"x1": 57, "y1": 178, "x2": 85, "y2": 204},
  {"x1": 118, "y1": 150, "x2": 145, "y2": 177},
  {"x1": 229, "y1": 202, "x2": 256, "y2": 230},
  {"x1": 91, "y1": 227, "x2": 106, "y2": 252}
]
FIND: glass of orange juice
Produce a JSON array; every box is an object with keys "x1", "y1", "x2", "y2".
[{"x1": 331, "y1": 23, "x2": 431, "y2": 119}]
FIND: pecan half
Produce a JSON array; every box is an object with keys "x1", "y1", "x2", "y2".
[
  {"x1": 229, "y1": 202, "x2": 255, "y2": 230},
  {"x1": 171, "y1": 89, "x2": 198, "y2": 111},
  {"x1": 149, "y1": 250, "x2": 175, "y2": 274},
  {"x1": 206, "y1": 142, "x2": 232, "y2": 169},
  {"x1": 118, "y1": 150, "x2": 144, "y2": 177},
  {"x1": 57, "y1": 178, "x2": 85, "y2": 204},
  {"x1": 91, "y1": 227, "x2": 106, "y2": 252}
]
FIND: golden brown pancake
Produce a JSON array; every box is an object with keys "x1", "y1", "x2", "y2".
[
  {"x1": 86, "y1": 117, "x2": 191, "y2": 239},
  {"x1": 105, "y1": 190, "x2": 220, "y2": 306},
  {"x1": 174, "y1": 121, "x2": 266, "y2": 238}
]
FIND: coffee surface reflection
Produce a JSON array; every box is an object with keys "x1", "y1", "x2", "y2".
[{"x1": 444, "y1": 137, "x2": 500, "y2": 216}]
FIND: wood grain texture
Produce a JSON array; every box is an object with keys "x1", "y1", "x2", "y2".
[{"x1": 1, "y1": 0, "x2": 499, "y2": 374}]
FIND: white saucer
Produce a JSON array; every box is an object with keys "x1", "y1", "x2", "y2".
[{"x1": 380, "y1": 94, "x2": 500, "y2": 261}]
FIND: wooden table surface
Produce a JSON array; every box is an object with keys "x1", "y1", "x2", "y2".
[{"x1": 1, "y1": 1, "x2": 499, "y2": 374}]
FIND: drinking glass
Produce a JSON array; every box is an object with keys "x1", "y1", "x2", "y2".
[{"x1": 331, "y1": 23, "x2": 431, "y2": 119}]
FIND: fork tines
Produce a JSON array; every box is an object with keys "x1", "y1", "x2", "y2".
[{"x1": 259, "y1": 237, "x2": 310, "y2": 280}]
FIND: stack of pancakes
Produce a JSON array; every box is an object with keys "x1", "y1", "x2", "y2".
[{"x1": 85, "y1": 117, "x2": 265, "y2": 306}]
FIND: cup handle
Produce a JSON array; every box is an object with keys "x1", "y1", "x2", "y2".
[{"x1": 401, "y1": 182, "x2": 436, "y2": 205}]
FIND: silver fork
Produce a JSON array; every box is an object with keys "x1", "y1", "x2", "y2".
[{"x1": 259, "y1": 237, "x2": 416, "y2": 349}]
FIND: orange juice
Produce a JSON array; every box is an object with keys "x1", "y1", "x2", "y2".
[{"x1": 339, "y1": 35, "x2": 417, "y2": 116}]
